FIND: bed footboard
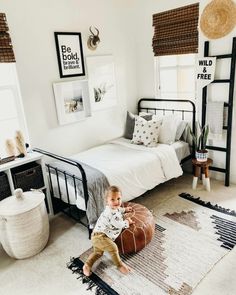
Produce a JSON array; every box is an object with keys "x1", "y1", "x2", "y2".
[{"x1": 33, "y1": 148, "x2": 91, "y2": 235}]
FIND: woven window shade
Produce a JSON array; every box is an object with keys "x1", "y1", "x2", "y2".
[
  {"x1": 0, "y1": 13, "x2": 15, "y2": 62},
  {"x1": 152, "y1": 3, "x2": 199, "y2": 56}
]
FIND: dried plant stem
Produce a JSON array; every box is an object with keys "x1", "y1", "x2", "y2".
[
  {"x1": 5, "y1": 139, "x2": 16, "y2": 156},
  {"x1": 15, "y1": 130, "x2": 27, "y2": 156}
]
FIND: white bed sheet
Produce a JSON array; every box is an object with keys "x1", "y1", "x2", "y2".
[
  {"x1": 50, "y1": 138, "x2": 190, "y2": 211},
  {"x1": 171, "y1": 140, "x2": 190, "y2": 162}
]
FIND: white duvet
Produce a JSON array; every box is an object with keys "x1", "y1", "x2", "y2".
[{"x1": 66, "y1": 137, "x2": 182, "y2": 209}]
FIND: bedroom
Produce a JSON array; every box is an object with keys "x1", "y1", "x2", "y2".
[{"x1": 0, "y1": 0, "x2": 236, "y2": 294}]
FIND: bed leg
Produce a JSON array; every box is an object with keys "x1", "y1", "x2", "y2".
[{"x1": 88, "y1": 227, "x2": 92, "y2": 239}]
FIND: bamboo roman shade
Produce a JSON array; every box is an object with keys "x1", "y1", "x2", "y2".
[
  {"x1": 152, "y1": 3, "x2": 199, "y2": 56},
  {"x1": 0, "y1": 13, "x2": 15, "y2": 62}
]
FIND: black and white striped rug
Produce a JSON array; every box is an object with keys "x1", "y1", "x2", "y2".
[{"x1": 67, "y1": 193, "x2": 236, "y2": 295}]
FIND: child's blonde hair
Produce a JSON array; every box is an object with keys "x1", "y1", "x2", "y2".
[{"x1": 105, "y1": 185, "x2": 122, "y2": 199}]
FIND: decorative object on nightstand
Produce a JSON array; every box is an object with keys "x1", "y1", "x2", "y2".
[
  {"x1": 5, "y1": 138, "x2": 16, "y2": 157},
  {"x1": 0, "y1": 188, "x2": 49, "y2": 259},
  {"x1": 15, "y1": 130, "x2": 27, "y2": 157},
  {"x1": 189, "y1": 123, "x2": 209, "y2": 162},
  {"x1": 0, "y1": 156, "x2": 15, "y2": 165},
  {"x1": 192, "y1": 158, "x2": 213, "y2": 192}
]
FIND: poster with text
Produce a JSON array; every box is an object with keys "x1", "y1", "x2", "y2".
[
  {"x1": 196, "y1": 57, "x2": 216, "y2": 88},
  {"x1": 54, "y1": 32, "x2": 85, "y2": 78}
]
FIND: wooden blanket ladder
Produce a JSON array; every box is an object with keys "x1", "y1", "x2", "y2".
[{"x1": 202, "y1": 37, "x2": 236, "y2": 186}]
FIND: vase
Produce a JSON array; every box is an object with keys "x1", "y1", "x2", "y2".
[{"x1": 195, "y1": 150, "x2": 208, "y2": 162}]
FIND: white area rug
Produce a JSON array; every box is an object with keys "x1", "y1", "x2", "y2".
[{"x1": 68, "y1": 193, "x2": 236, "y2": 295}]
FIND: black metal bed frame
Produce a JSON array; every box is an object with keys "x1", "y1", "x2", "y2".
[
  {"x1": 33, "y1": 148, "x2": 90, "y2": 229},
  {"x1": 138, "y1": 98, "x2": 196, "y2": 163},
  {"x1": 34, "y1": 98, "x2": 196, "y2": 235}
]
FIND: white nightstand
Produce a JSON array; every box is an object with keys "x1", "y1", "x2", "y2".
[{"x1": 0, "y1": 152, "x2": 53, "y2": 215}]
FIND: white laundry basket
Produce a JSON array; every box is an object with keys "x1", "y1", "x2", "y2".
[{"x1": 0, "y1": 188, "x2": 49, "y2": 259}]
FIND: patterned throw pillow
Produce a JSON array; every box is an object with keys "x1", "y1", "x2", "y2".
[
  {"x1": 124, "y1": 111, "x2": 153, "y2": 140},
  {"x1": 131, "y1": 116, "x2": 161, "y2": 147}
]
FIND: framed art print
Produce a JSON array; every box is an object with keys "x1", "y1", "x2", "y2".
[
  {"x1": 53, "y1": 80, "x2": 91, "y2": 125},
  {"x1": 54, "y1": 32, "x2": 85, "y2": 78},
  {"x1": 86, "y1": 55, "x2": 117, "y2": 111}
]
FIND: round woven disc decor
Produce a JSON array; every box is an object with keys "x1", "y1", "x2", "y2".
[
  {"x1": 115, "y1": 202, "x2": 155, "y2": 254},
  {"x1": 200, "y1": 0, "x2": 236, "y2": 39}
]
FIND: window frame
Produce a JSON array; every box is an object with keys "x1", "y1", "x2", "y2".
[
  {"x1": 154, "y1": 54, "x2": 197, "y2": 100},
  {"x1": 0, "y1": 63, "x2": 29, "y2": 158}
]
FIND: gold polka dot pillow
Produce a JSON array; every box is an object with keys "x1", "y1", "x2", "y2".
[{"x1": 131, "y1": 116, "x2": 161, "y2": 147}]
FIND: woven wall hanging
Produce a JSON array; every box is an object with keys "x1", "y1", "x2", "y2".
[{"x1": 200, "y1": 0, "x2": 236, "y2": 39}]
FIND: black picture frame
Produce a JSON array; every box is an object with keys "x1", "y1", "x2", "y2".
[{"x1": 54, "y1": 32, "x2": 85, "y2": 78}]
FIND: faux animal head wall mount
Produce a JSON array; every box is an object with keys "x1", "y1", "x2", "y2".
[{"x1": 87, "y1": 26, "x2": 100, "y2": 50}]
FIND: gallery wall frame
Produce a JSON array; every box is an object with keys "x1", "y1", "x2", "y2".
[
  {"x1": 53, "y1": 80, "x2": 91, "y2": 125},
  {"x1": 86, "y1": 55, "x2": 117, "y2": 111},
  {"x1": 54, "y1": 32, "x2": 85, "y2": 78}
]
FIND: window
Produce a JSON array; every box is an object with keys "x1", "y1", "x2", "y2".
[
  {"x1": 0, "y1": 63, "x2": 29, "y2": 158},
  {"x1": 155, "y1": 53, "x2": 196, "y2": 99}
]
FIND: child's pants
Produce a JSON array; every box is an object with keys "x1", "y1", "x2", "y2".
[{"x1": 85, "y1": 232, "x2": 122, "y2": 268}]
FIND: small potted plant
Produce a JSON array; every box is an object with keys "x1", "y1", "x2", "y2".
[{"x1": 190, "y1": 123, "x2": 209, "y2": 162}]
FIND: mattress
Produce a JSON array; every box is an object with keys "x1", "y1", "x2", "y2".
[{"x1": 50, "y1": 137, "x2": 190, "y2": 211}]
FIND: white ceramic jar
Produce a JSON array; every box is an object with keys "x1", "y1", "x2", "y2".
[{"x1": 0, "y1": 188, "x2": 49, "y2": 259}]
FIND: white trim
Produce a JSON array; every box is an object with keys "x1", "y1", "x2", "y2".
[
  {"x1": 154, "y1": 57, "x2": 161, "y2": 98},
  {"x1": 0, "y1": 64, "x2": 30, "y2": 157}
]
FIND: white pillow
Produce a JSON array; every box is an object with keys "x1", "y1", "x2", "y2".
[
  {"x1": 158, "y1": 116, "x2": 180, "y2": 144},
  {"x1": 181, "y1": 122, "x2": 193, "y2": 145},
  {"x1": 131, "y1": 117, "x2": 161, "y2": 147},
  {"x1": 175, "y1": 120, "x2": 188, "y2": 141}
]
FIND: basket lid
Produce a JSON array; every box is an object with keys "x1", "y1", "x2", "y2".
[{"x1": 0, "y1": 188, "x2": 45, "y2": 216}]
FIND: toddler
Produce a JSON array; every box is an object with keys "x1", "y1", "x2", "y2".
[{"x1": 83, "y1": 185, "x2": 134, "y2": 276}]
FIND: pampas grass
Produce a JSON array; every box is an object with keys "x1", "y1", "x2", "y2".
[
  {"x1": 15, "y1": 130, "x2": 27, "y2": 156},
  {"x1": 5, "y1": 139, "x2": 16, "y2": 156}
]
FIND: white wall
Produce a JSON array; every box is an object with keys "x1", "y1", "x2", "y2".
[{"x1": 0, "y1": 0, "x2": 138, "y2": 156}]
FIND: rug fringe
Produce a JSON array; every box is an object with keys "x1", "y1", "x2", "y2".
[
  {"x1": 67, "y1": 257, "x2": 110, "y2": 295},
  {"x1": 179, "y1": 193, "x2": 236, "y2": 217}
]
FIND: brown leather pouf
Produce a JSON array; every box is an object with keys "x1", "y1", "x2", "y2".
[{"x1": 115, "y1": 202, "x2": 155, "y2": 254}]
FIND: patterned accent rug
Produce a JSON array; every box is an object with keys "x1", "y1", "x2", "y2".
[{"x1": 67, "y1": 193, "x2": 236, "y2": 295}]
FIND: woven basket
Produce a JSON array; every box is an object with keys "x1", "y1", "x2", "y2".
[
  {"x1": 11, "y1": 162, "x2": 44, "y2": 191},
  {"x1": 0, "y1": 172, "x2": 11, "y2": 201},
  {"x1": 0, "y1": 189, "x2": 49, "y2": 259}
]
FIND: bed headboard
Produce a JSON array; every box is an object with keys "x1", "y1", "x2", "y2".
[{"x1": 138, "y1": 98, "x2": 196, "y2": 135}]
